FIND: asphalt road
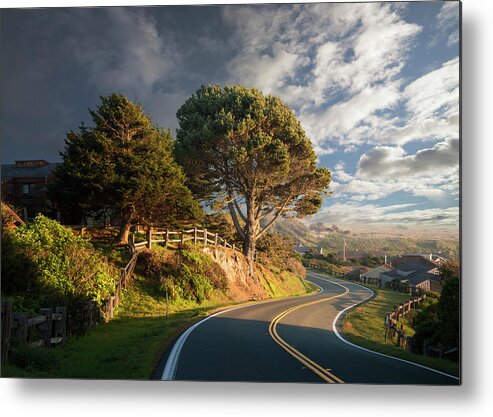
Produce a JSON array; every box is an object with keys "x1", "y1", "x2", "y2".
[{"x1": 161, "y1": 272, "x2": 460, "y2": 384}]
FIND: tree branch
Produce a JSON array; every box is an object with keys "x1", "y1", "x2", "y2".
[
  {"x1": 256, "y1": 195, "x2": 292, "y2": 239},
  {"x1": 233, "y1": 198, "x2": 247, "y2": 223},
  {"x1": 228, "y1": 201, "x2": 246, "y2": 241}
]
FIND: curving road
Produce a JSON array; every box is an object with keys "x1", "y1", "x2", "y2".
[{"x1": 161, "y1": 272, "x2": 460, "y2": 384}]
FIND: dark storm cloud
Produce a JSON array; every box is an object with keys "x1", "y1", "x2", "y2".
[{"x1": 0, "y1": 6, "x2": 233, "y2": 163}]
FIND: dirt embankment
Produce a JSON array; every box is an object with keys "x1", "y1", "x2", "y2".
[{"x1": 202, "y1": 246, "x2": 308, "y2": 302}]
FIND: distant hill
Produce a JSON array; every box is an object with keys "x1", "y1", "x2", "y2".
[
  {"x1": 268, "y1": 217, "x2": 318, "y2": 246},
  {"x1": 308, "y1": 223, "x2": 459, "y2": 260}
]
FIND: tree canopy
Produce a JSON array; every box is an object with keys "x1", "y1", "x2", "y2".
[
  {"x1": 50, "y1": 93, "x2": 201, "y2": 243},
  {"x1": 175, "y1": 85, "x2": 331, "y2": 274}
]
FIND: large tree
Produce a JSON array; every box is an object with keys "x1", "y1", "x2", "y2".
[
  {"x1": 50, "y1": 93, "x2": 201, "y2": 244},
  {"x1": 175, "y1": 85, "x2": 331, "y2": 275}
]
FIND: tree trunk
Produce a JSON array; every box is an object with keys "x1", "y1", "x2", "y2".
[
  {"x1": 242, "y1": 196, "x2": 258, "y2": 278},
  {"x1": 116, "y1": 221, "x2": 131, "y2": 245},
  {"x1": 116, "y1": 206, "x2": 134, "y2": 245}
]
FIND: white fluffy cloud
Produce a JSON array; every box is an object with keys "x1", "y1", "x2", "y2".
[
  {"x1": 357, "y1": 138, "x2": 459, "y2": 179},
  {"x1": 223, "y1": 3, "x2": 421, "y2": 150}
]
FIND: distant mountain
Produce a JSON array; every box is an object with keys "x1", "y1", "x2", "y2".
[{"x1": 268, "y1": 217, "x2": 318, "y2": 246}]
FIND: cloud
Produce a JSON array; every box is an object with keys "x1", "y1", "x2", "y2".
[
  {"x1": 404, "y1": 57, "x2": 459, "y2": 122},
  {"x1": 377, "y1": 57, "x2": 459, "y2": 145},
  {"x1": 357, "y1": 138, "x2": 459, "y2": 179},
  {"x1": 227, "y1": 46, "x2": 307, "y2": 94},
  {"x1": 223, "y1": 3, "x2": 421, "y2": 151},
  {"x1": 308, "y1": 201, "x2": 458, "y2": 227},
  {"x1": 67, "y1": 8, "x2": 179, "y2": 96},
  {"x1": 300, "y1": 82, "x2": 401, "y2": 148},
  {"x1": 437, "y1": 2, "x2": 460, "y2": 31}
]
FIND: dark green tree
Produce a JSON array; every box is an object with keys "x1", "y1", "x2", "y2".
[
  {"x1": 50, "y1": 93, "x2": 201, "y2": 244},
  {"x1": 175, "y1": 85, "x2": 331, "y2": 275}
]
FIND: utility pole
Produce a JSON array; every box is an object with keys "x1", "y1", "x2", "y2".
[{"x1": 343, "y1": 238, "x2": 347, "y2": 261}]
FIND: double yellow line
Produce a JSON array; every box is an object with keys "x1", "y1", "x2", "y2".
[{"x1": 268, "y1": 277, "x2": 350, "y2": 383}]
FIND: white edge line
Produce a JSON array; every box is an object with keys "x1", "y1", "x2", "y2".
[
  {"x1": 161, "y1": 280, "x2": 324, "y2": 380},
  {"x1": 318, "y1": 274, "x2": 461, "y2": 382}
]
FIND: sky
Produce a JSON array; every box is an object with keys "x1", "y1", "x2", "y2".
[{"x1": 0, "y1": 1, "x2": 460, "y2": 235}]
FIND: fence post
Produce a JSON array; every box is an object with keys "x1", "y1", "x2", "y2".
[
  {"x1": 165, "y1": 229, "x2": 169, "y2": 248},
  {"x1": 1, "y1": 301, "x2": 13, "y2": 364},
  {"x1": 181, "y1": 232, "x2": 185, "y2": 245},
  {"x1": 121, "y1": 268, "x2": 127, "y2": 289},
  {"x1": 147, "y1": 227, "x2": 152, "y2": 249},
  {"x1": 214, "y1": 233, "x2": 218, "y2": 246},
  {"x1": 232, "y1": 243, "x2": 236, "y2": 251},
  {"x1": 39, "y1": 308, "x2": 53, "y2": 347},
  {"x1": 194, "y1": 227, "x2": 198, "y2": 245},
  {"x1": 55, "y1": 307, "x2": 67, "y2": 345},
  {"x1": 203, "y1": 228, "x2": 208, "y2": 246},
  {"x1": 15, "y1": 312, "x2": 29, "y2": 347}
]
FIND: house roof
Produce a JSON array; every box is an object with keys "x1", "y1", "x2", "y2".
[
  {"x1": 1, "y1": 162, "x2": 58, "y2": 181},
  {"x1": 381, "y1": 269, "x2": 440, "y2": 286},
  {"x1": 388, "y1": 254, "x2": 437, "y2": 271},
  {"x1": 360, "y1": 264, "x2": 393, "y2": 278}
]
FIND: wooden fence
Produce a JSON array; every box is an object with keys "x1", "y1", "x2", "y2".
[
  {"x1": 132, "y1": 227, "x2": 240, "y2": 253},
  {"x1": 101, "y1": 250, "x2": 139, "y2": 320},
  {"x1": 302, "y1": 261, "x2": 346, "y2": 279},
  {"x1": 384, "y1": 296, "x2": 425, "y2": 351},
  {"x1": 1, "y1": 300, "x2": 67, "y2": 364}
]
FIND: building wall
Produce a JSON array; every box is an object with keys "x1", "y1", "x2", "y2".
[{"x1": 1, "y1": 175, "x2": 54, "y2": 219}]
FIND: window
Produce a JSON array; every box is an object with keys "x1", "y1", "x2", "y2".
[
  {"x1": 22, "y1": 183, "x2": 36, "y2": 194},
  {"x1": 7, "y1": 183, "x2": 14, "y2": 194}
]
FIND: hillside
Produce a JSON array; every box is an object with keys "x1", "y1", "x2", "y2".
[
  {"x1": 269, "y1": 219, "x2": 459, "y2": 260},
  {"x1": 318, "y1": 233, "x2": 459, "y2": 260}
]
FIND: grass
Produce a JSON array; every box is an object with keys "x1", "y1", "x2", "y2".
[
  {"x1": 2, "y1": 265, "x2": 316, "y2": 380},
  {"x1": 338, "y1": 281, "x2": 459, "y2": 377}
]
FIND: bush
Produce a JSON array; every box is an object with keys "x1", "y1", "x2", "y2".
[
  {"x1": 1, "y1": 215, "x2": 119, "y2": 316},
  {"x1": 139, "y1": 246, "x2": 228, "y2": 303},
  {"x1": 411, "y1": 263, "x2": 460, "y2": 357}
]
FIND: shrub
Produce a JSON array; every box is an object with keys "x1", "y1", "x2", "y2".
[
  {"x1": 1, "y1": 215, "x2": 119, "y2": 316},
  {"x1": 139, "y1": 246, "x2": 228, "y2": 303}
]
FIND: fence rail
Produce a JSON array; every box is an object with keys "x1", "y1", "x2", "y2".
[
  {"x1": 101, "y1": 250, "x2": 139, "y2": 321},
  {"x1": 132, "y1": 227, "x2": 240, "y2": 253},
  {"x1": 1, "y1": 301, "x2": 67, "y2": 364},
  {"x1": 302, "y1": 261, "x2": 346, "y2": 279},
  {"x1": 384, "y1": 296, "x2": 425, "y2": 351}
]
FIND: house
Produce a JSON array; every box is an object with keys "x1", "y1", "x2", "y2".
[
  {"x1": 380, "y1": 254, "x2": 443, "y2": 294},
  {"x1": 359, "y1": 264, "x2": 393, "y2": 286},
  {"x1": 1, "y1": 160, "x2": 58, "y2": 219}
]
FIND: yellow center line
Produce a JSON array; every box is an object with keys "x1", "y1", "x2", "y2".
[{"x1": 268, "y1": 276, "x2": 351, "y2": 384}]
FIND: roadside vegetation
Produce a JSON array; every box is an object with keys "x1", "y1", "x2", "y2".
[
  {"x1": 1, "y1": 215, "x2": 119, "y2": 329},
  {"x1": 2, "y1": 242, "x2": 314, "y2": 379},
  {"x1": 340, "y1": 283, "x2": 459, "y2": 376}
]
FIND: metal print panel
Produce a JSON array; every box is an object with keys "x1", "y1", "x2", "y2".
[{"x1": 0, "y1": 1, "x2": 461, "y2": 385}]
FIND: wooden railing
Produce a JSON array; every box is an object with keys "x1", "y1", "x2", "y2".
[
  {"x1": 132, "y1": 227, "x2": 240, "y2": 253},
  {"x1": 302, "y1": 261, "x2": 346, "y2": 279},
  {"x1": 384, "y1": 296, "x2": 425, "y2": 351},
  {"x1": 101, "y1": 250, "x2": 139, "y2": 321},
  {"x1": 1, "y1": 300, "x2": 67, "y2": 364}
]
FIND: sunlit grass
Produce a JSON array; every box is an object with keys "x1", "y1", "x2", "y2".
[
  {"x1": 341, "y1": 283, "x2": 459, "y2": 376},
  {"x1": 3, "y1": 266, "x2": 315, "y2": 380}
]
